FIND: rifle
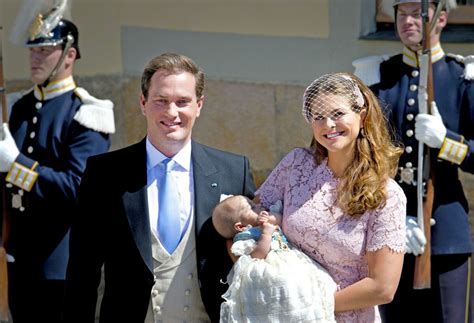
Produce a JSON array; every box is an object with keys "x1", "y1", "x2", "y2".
[
  {"x1": 0, "y1": 25, "x2": 10, "y2": 320},
  {"x1": 412, "y1": 0, "x2": 437, "y2": 290}
]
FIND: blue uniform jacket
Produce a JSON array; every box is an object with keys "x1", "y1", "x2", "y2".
[
  {"x1": 371, "y1": 53, "x2": 474, "y2": 255},
  {"x1": 5, "y1": 85, "x2": 112, "y2": 280}
]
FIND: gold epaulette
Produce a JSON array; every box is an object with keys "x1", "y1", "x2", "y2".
[
  {"x1": 438, "y1": 136, "x2": 468, "y2": 165},
  {"x1": 6, "y1": 161, "x2": 39, "y2": 192}
]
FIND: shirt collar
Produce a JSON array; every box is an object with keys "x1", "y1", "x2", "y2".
[
  {"x1": 402, "y1": 43, "x2": 445, "y2": 68},
  {"x1": 146, "y1": 138, "x2": 192, "y2": 172},
  {"x1": 34, "y1": 75, "x2": 76, "y2": 101}
]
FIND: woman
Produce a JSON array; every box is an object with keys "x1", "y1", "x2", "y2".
[{"x1": 256, "y1": 72, "x2": 406, "y2": 322}]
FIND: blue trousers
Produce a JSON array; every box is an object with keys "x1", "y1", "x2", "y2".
[{"x1": 382, "y1": 253, "x2": 472, "y2": 323}]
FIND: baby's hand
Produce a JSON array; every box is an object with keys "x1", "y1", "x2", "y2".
[
  {"x1": 261, "y1": 221, "x2": 276, "y2": 235},
  {"x1": 257, "y1": 211, "x2": 270, "y2": 224}
]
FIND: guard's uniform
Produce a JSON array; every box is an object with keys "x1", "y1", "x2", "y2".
[
  {"x1": 356, "y1": 44, "x2": 473, "y2": 322},
  {"x1": 5, "y1": 76, "x2": 115, "y2": 323}
]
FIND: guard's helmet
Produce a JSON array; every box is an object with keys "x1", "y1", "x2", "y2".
[
  {"x1": 27, "y1": 19, "x2": 81, "y2": 59},
  {"x1": 393, "y1": 0, "x2": 457, "y2": 12}
]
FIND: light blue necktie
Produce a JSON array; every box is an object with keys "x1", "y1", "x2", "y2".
[{"x1": 158, "y1": 158, "x2": 181, "y2": 253}]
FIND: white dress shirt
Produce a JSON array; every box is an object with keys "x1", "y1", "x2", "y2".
[{"x1": 146, "y1": 138, "x2": 194, "y2": 242}]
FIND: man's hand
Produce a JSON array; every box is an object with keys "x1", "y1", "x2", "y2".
[
  {"x1": 0, "y1": 123, "x2": 19, "y2": 172},
  {"x1": 405, "y1": 216, "x2": 436, "y2": 256},
  {"x1": 415, "y1": 102, "x2": 446, "y2": 149}
]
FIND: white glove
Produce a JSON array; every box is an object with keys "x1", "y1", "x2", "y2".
[
  {"x1": 415, "y1": 102, "x2": 446, "y2": 148},
  {"x1": 405, "y1": 216, "x2": 436, "y2": 256},
  {"x1": 0, "y1": 123, "x2": 20, "y2": 172}
]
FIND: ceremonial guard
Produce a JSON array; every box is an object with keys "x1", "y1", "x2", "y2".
[
  {"x1": 354, "y1": 0, "x2": 473, "y2": 322},
  {"x1": 0, "y1": 1, "x2": 115, "y2": 322}
]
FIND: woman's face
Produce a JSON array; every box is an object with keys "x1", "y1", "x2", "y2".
[{"x1": 310, "y1": 95, "x2": 365, "y2": 159}]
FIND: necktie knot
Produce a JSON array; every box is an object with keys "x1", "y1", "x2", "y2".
[{"x1": 162, "y1": 158, "x2": 173, "y2": 173}]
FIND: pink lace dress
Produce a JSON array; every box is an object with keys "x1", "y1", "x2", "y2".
[{"x1": 256, "y1": 148, "x2": 406, "y2": 323}]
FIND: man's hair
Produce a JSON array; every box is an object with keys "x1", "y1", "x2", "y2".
[
  {"x1": 140, "y1": 53, "x2": 205, "y2": 99},
  {"x1": 212, "y1": 196, "x2": 247, "y2": 239}
]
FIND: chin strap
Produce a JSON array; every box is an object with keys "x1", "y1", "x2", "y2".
[{"x1": 41, "y1": 34, "x2": 74, "y2": 88}]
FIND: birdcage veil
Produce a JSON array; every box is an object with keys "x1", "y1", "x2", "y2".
[
  {"x1": 10, "y1": 0, "x2": 72, "y2": 46},
  {"x1": 302, "y1": 73, "x2": 365, "y2": 123}
]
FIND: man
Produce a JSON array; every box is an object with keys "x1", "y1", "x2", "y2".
[
  {"x1": 0, "y1": 16, "x2": 115, "y2": 323},
  {"x1": 63, "y1": 53, "x2": 256, "y2": 323},
  {"x1": 354, "y1": 0, "x2": 473, "y2": 322}
]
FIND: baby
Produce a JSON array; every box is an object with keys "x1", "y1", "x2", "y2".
[{"x1": 212, "y1": 195, "x2": 337, "y2": 323}]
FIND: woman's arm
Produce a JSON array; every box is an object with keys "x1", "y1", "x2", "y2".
[{"x1": 334, "y1": 246, "x2": 404, "y2": 312}]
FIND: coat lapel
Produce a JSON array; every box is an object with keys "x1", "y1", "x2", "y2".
[
  {"x1": 122, "y1": 139, "x2": 153, "y2": 273},
  {"x1": 191, "y1": 142, "x2": 221, "y2": 234}
]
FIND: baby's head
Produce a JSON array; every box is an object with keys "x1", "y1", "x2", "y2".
[{"x1": 212, "y1": 195, "x2": 262, "y2": 239}]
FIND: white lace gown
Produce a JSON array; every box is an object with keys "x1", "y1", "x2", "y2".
[{"x1": 220, "y1": 226, "x2": 337, "y2": 323}]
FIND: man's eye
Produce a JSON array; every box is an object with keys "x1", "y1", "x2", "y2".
[{"x1": 177, "y1": 100, "x2": 190, "y2": 106}]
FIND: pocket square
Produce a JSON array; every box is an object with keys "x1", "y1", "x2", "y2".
[{"x1": 219, "y1": 194, "x2": 234, "y2": 202}]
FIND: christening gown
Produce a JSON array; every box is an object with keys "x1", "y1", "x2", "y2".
[
  {"x1": 220, "y1": 225, "x2": 337, "y2": 323},
  {"x1": 256, "y1": 148, "x2": 406, "y2": 323}
]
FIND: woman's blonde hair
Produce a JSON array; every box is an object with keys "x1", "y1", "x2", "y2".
[{"x1": 307, "y1": 73, "x2": 403, "y2": 217}]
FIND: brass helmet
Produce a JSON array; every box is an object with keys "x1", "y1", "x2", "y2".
[
  {"x1": 27, "y1": 19, "x2": 81, "y2": 59},
  {"x1": 393, "y1": 0, "x2": 457, "y2": 12}
]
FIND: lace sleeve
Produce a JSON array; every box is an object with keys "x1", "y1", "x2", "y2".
[
  {"x1": 366, "y1": 179, "x2": 407, "y2": 253},
  {"x1": 256, "y1": 149, "x2": 301, "y2": 209}
]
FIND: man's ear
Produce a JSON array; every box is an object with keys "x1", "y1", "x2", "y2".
[
  {"x1": 139, "y1": 94, "x2": 147, "y2": 116},
  {"x1": 64, "y1": 47, "x2": 77, "y2": 67},
  {"x1": 196, "y1": 95, "x2": 204, "y2": 117},
  {"x1": 437, "y1": 11, "x2": 448, "y2": 30}
]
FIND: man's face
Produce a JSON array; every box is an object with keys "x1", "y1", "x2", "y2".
[
  {"x1": 140, "y1": 70, "x2": 203, "y2": 157},
  {"x1": 396, "y1": 3, "x2": 437, "y2": 49},
  {"x1": 29, "y1": 45, "x2": 64, "y2": 85}
]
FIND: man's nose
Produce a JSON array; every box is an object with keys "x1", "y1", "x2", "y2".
[{"x1": 166, "y1": 102, "x2": 179, "y2": 117}]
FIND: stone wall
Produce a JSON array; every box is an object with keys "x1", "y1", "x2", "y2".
[{"x1": 6, "y1": 76, "x2": 474, "y2": 215}]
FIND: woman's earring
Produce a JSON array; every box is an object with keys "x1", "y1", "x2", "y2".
[{"x1": 359, "y1": 128, "x2": 366, "y2": 138}]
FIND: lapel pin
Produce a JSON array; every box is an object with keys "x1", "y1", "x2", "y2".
[{"x1": 211, "y1": 183, "x2": 218, "y2": 188}]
